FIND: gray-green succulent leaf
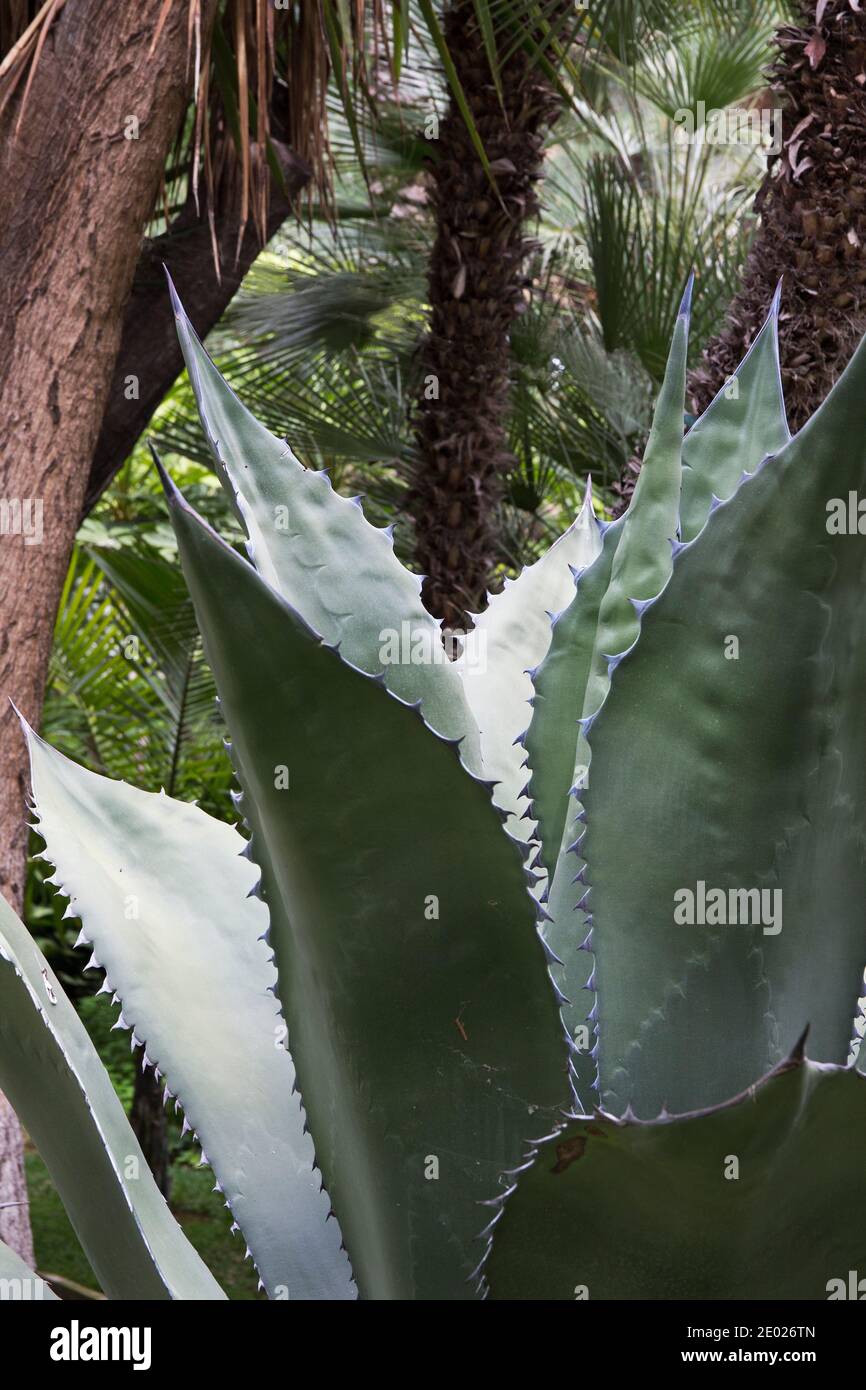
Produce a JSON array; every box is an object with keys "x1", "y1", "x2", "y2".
[
  {"x1": 582, "y1": 325, "x2": 866, "y2": 1117},
  {"x1": 0, "y1": 1240, "x2": 59, "y2": 1301},
  {"x1": 521, "y1": 284, "x2": 827, "y2": 1115},
  {"x1": 157, "y1": 457, "x2": 572, "y2": 1299},
  {"x1": 452, "y1": 478, "x2": 603, "y2": 842},
  {"x1": 0, "y1": 891, "x2": 225, "y2": 1299},
  {"x1": 23, "y1": 720, "x2": 354, "y2": 1301},
  {"x1": 484, "y1": 1048, "x2": 866, "y2": 1301},
  {"x1": 8, "y1": 270, "x2": 862, "y2": 1305},
  {"x1": 168, "y1": 272, "x2": 481, "y2": 766}
]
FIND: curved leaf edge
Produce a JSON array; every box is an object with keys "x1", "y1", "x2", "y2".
[
  {"x1": 0, "y1": 1239, "x2": 60, "y2": 1301},
  {"x1": 0, "y1": 900, "x2": 226, "y2": 1300},
  {"x1": 573, "y1": 324, "x2": 866, "y2": 1106},
  {"x1": 21, "y1": 712, "x2": 355, "y2": 1301},
  {"x1": 156, "y1": 459, "x2": 580, "y2": 1269},
  {"x1": 164, "y1": 273, "x2": 484, "y2": 769},
  {"x1": 478, "y1": 1034, "x2": 864, "y2": 1296}
]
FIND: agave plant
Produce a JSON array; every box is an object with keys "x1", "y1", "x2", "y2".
[{"x1": 2, "y1": 271, "x2": 866, "y2": 1302}]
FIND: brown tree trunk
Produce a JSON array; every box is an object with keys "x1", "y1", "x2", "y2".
[
  {"x1": 410, "y1": 0, "x2": 568, "y2": 630},
  {"x1": 130, "y1": 1050, "x2": 171, "y2": 1201},
  {"x1": 0, "y1": 0, "x2": 217, "y2": 1262},
  {"x1": 82, "y1": 139, "x2": 311, "y2": 516},
  {"x1": 614, "y1": 0, "x2": 866, "y2": 516},
  {"x1": 689, "y1": 0, "x2": 866, "y2": 431},
  {"x1": 0, "y1": 1095, "x2": 33, "y2": 1267}
]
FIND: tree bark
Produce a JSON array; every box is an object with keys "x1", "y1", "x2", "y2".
[
  {"x1": 614, "y1": 0, "x2": 866, "y2": 516},
  {"x1": 0, "y1": 0, "x2": 217, "y2": 1262},
  {"x1": 689, "y1": 0, "x2": 866, "y2": 431},
  {"x1": 82, "y1": 139, "x2": 311, "y2": 516},
  {"x1": 410, "y1": 0, "x2": 569, "y2": 630},
  {"x1": 0, "y1": 1095, "x2": 33, "y2": 1267},
  {"x1": 130, "y1": 1050, "x2": 171, "y2": 1201}
]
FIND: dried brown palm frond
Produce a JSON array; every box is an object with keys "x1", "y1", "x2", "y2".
[
  {"x1": 157, "y1": 0, "x2": 335, "y2": 261},
  {"x1": 0, "y1": 1, "x2": 398, "y2": 263},
  {"x1": 0, "y1": 0, "x2": 67, "y2": 126}
]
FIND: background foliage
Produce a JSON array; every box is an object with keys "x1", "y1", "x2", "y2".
[{"x1": 20, "y1": 0, "x2": 793, "y2": 1295}]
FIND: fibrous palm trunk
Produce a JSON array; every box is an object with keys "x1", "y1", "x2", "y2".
[
  {"x1": 690, "y1": 0, "x2": 866, "y2": 428},
  {"x1": 411, "y1": 1, "x2": 568, "y2": 629},
  {"x1": 614, "y1": 0, "x2": 866, "y2": 515}
]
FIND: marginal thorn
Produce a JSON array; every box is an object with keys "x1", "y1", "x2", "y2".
[{"x1": 786, "y1": 1024, "x2": 810, "y2": 1065}]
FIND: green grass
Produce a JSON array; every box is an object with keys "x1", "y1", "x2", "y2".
[{"x1": 26, "y1": 1149, "x2": 266, "y2": 1300}]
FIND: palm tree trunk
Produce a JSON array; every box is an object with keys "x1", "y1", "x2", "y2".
[
  {"x1": 613, "y1": 0, "x2": 866, "y2": 517},
  {"x1": 411, "y1": 0, "x2": 569, "y2": 628},
  {"x1": 689, "y1": 0, "x2": 866, "y2": 430}
]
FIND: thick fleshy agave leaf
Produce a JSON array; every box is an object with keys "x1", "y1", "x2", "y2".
[
  {"x1": 584, "y1": 330, "x2": 866, "y2": 1117},
  {"x1": 168, "y1": 277, "x2": 480, "y2": 763},
  {"x1": 526, "y1": 279, "x2": 692, "y2": 889},
  {"x1": 509, "y1": 286, "x2": 689, "y2": 1105},
  {"x1": 523, "y1": 523, "x2": 623, "y2": 891},
  {"x1": 160, "y1": 470, "x2": 571, "y2": 1300},
  {"x1": 485, "y1": 1052, "x2": 866, "y2": 1300},
  {"x1": 581, "y1": 275, "x2": 693, "y2": 716},
  {"x1": 521, "y1": 524, "x2": 624, "y2": 1106},
  {"x1": 524, "y1": 287, "x2": 791, "y2": 1108},
  {"x1": 679, "y1": 282, "x2": 789, "y2": 542},
  {"x1": 0, "y1": 1241, "x2": 59, "y2": 1301},
  {"x1": 527, "y1": 282, "x2": 784, "y2": 887},
  {"x1": 24, "y1": 727, "x2": 354, "y2": 1301},
  {"x1": 453, "y1": 480, "x2": 602, "y2": 834},
  {"x1": 0, "y1": 894, "x2": 224, "y2": 1300}
]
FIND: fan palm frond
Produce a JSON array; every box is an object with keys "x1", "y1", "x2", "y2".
[{"x1": 44, "y1": 543, "x2": 230, "y2": 815}]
